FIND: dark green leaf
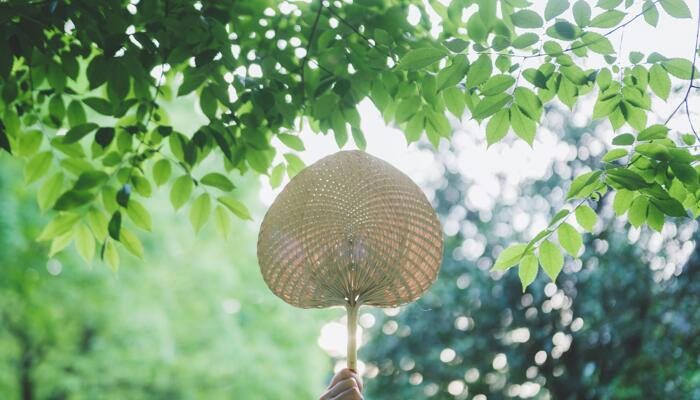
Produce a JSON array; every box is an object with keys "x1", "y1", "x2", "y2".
[
  {"x1": 63, "y1": 123, "x2": 99, "y2": 144},
  {"x1": 74, "y1": 171, "x2": 109, "y2": 191},
  {"x1": 95, "y1": 127, "x2": 115, "y2": 148}
]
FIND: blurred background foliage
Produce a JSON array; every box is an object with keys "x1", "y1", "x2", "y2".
[{"x1": 0, "y1": 157, "x2": 332, "y2": 399}]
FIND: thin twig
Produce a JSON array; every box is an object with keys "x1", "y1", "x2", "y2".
[
  {"x1": 300, "y1": 0, "x2": 324, "y2": 99},
  {"x1": 664, "y1": 0, "x2": 700, "y2": 141}
]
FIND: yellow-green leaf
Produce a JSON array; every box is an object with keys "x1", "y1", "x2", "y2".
[{"x1": 189, "y1": 193, "x2": 212, "y2": 233}]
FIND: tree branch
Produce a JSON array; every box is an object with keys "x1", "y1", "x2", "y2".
[{"x1": 664, "y1": 0, "x2": 700, "y2": 140}]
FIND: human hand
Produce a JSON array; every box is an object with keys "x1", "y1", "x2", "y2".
[{"x1": 319, "y1": 368, "x2": 364, "y2": 400}]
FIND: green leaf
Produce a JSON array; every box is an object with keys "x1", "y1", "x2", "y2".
[
  {"x1": 189, "y1": 193, "x2": 211, "y2": 233},
  {"x1": 481, "y1": 75, "x2": 516, "y2": 96},
  {"x1": 649, "y1": 64, "x2": 671, "y2": 100},
  {"x1": 396, "y1": 96, "x2": 422, "y2": 123},
  {"x1": 662, "y1": 58, "x2": 697, "y2": 79},
  {"x1": 426, "y1": 109, "x2": 451, "y2": 139},
  {"x1": 518, "y1": 254, "x2": 539, "y2": 291},
  {"x1": 103, "y1": 240, "x2": 120, "y2": 272},
  {"x1": 567, "y1": 171, "x2": 603, "y2": 199},
  {"x1": 629, "y1": 51, "x2": 644, "y2": 64},
  {"x1": 643, "y1": 0, "x2": 660, "y2": 26},
  {"x1": 25, "y1": 151, "x2": 53, "y2": 183},
  {"x1": 88, "y1": 208, "x2": 109, "y2": 240},
  {"x1": 284, "y1": 153, "x2": 305, "y2": 178},
  {"x1": 437, "y1": 56, "x2": 468, "y2": 90},
  {"x1": 511, "y1": 10, "x2": 544, "y2": 28},
  {"x1": 270, "y1": 163, "x2": 285, "y2": 189},
  {"x1": 201, "y1": 172, "x2": 235, "y2": 191},
  {"x1": 581, "y1": 32, "x2": 615, "y2": 54},
  {"x1": 83, "y1": 97, "x2": 113, "y2": 116},
  {"x1": 670, "y1": 162, "x2": 698, "y2": 185},
  {"x1": 682, "y1": 133, "x2": 696, "y2": 146},
  {"x1": 74, "y1": 223, "x2": 95, "y2": 264},
  {"x1": 120, "y1": 228, "x2": 144, "y2": 259},
  {"x1": 612, "y1": 133, "x2": 635, "y2": 145},
  {"x1": 152, "y1": 159, "x2": 171, "y2": 186},
  {"x1": 214, "y1": 205, "x2": 231, "y2": 239},
  {"x1": 467, "y1": 13, "x2": 488, "y2": 43},
  {"x1": 647, "y1": 203, "x2": 665, "y2": 231},
  {"x1": 556, "y1": 20, "x2": 580, "y2": 40},
  {"x1": 650, "y1": 196, "x2": 687, "y2": 217},
  {"x1": 443, "y1": 87, "x2": 465, "y2": 118},
  {"x1": 38, "y1": 212, "x2": 81, "y2": 241},
  {"x1": 49, "y1": 231, "x2": 73, "y2": 257},
  {"x1": 200, "y1": 86, "x2": 218, "y2": 119},
  {"x1": 545, "y1": 0, "x2": 570, "y2": 20},
  {"x1": 466, "y1": 55, "x2": 493, "y2": 89},
  {"x1": 218, "y1": 196, "x2": 252, "y2": 220},
  {"x1": 170, "y1": 175, "x2": 193, "y2": 211},
  {"x1": 602, "y1": 148, "x2": 628, "y2": 162},
  {"x1": 108, "y1": 211, "x2": 122, "y2": 241},
  {"x1": 38, "y1": 173, "x2": 64, "y2": 211},
  {"x1": 74, "y1": 171, "x2": 109, "y2": 191},
  {"x1": 277, "y1": 133, "x2": 305, "y2": 151},
  {"x1": 628, "y1": 196, "x2": 649, "y2": 227},
  {"x1": 332, "y1": 110, "x2": 349, "y2": 148},
  {"x1": 444, "y1": 38, "x2": 469, "y2": 53},
  {"x1": 63, "y1": 123, "x2": 99, "y2": 144},
  {"x1": 512, "y1": 33, "x2": 540, "y2": 49},
  {"x1": 613, "y1": 189, "x2": 635, "y2": 216},
  {"x1": 54, "y1": 190, "x2": 95, "y2": 211},
  {"x1": 95, "y1": 127, "x2": 115, "y2": 148},
  {"x1": 557, "y1": 222, "x2": 582, "y2": 256},
  {"x1": 486, "y1": 109, "x2": 510, "y2": 146},
  {"x1": 589, "y1": 10, "x2": 626, "y2": 28},
  {"x1": 472, "y1": 93, "x2": 511, "y2": 120},
  {"x1": 405, "y1": 111, "x2": 426, "y2": 143},
  {"x1": 510, "y1": 106, "x2": 536, "y2": 145},
  {"x1": 638, "y1": 124, "x2": 669, "y2": 141},
  {"x1": 514, "y1": 87, "x2": 542, "y2": 120},
  {"x1": 660, "y1": 0, "x2": 692, "y2": 18},
  {"x1": 539, "y1": 240, "x2": 564, "y2": 281},
  {"x1": 352, "y1": 127, "x2": 367, "y2": 150},
  {"x1": 396, "y1": 48, "x2": 448, "y2": 70},
  {"x1": 575, "y1": 205, "x2": 597, "y2": 231},
  {"x1": 127, "y1": 200, "x2": 152, "y2": 232},
  {"x1": 573, "y1": 0, "x2": 592, "y2": 26},
  {"x1": 67, "y1": 100, "x2": 87, "y2": 128},
  {"x1": 492, "y1": 243, "x2": 528, "y2": 271},
  {"x1": 606, "y1": 168, "x2": 651, "y2": 190}
]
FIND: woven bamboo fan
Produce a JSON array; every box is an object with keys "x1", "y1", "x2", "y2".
[{"x1": 257, "y1": 150, "x2": 443, "y2": 369}]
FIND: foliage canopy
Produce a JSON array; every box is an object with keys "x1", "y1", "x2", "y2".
[{"x1": 1, "y1": 0, "x2": 699, "y2": 289}]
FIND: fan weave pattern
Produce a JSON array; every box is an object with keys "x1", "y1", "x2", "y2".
[{"x1": 257, "y1": 150, "x2": 443, "y2": 309}]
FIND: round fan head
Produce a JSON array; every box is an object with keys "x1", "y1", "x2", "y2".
[{"x1": 257, "y1": 150, "x2": 443, "y2": 309}]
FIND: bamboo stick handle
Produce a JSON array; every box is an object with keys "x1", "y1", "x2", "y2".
[{"x1": 346, "y1": 304, "x2": 359, "y2": 371}]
